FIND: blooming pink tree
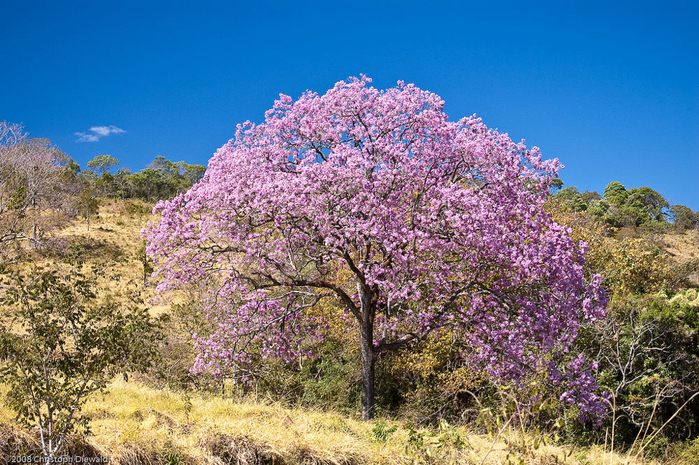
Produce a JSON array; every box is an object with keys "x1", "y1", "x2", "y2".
[{"x1": 146, "y1": 77, "x2": 606, "y2": 420}]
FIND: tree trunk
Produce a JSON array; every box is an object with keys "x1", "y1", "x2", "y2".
[
  {"x1": 31, "y1": 194, "x2": 37, "y2": 249},
  {"x1": 359, "y1": 285, "x2": 376, "y2": 420},
  {"x1": 360, "y1": 319, "x2": 375, "y2": 420}
]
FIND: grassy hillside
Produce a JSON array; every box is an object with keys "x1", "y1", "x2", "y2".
[
  {"x1": 2, "y1": 198, "x2": 698, "y2": 464},
  {"x1": 51, "y1": 199, "x2": 167, "y2": 308},
  {"x1": 661, "y1": 229, "x2": 699, "y2": 285},
  {"x1": 0, "y1": 378, "x2": 660, "y2": 465}
]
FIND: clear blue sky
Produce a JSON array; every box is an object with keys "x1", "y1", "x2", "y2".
[{"x1": 1, "y1": 1, "x2": 697, "y2": 210}]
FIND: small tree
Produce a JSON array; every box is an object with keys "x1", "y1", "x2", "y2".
[
  {"x1": 625, "y1": 186, "x2": 669, "y2": 223},
  {"x1": 113, "y1": 167, "x2": 133, "y2": 199},
  {"x1": 0, "y1": 266, "x2": 161, "y2": 457},
  {"x1": 552, "y1": 186, "x2": 588, "y2": 211},
  {"x1": 146, "y1": 77, "x2": 607, "y2": 420},
  {"x1": 181, "y1": 162, "x2": 206, "y2": 185},
  {"x1": 136, "y1": 240, "x2": 153, "y2": 286},
  {"x1": 604, "y1": 181, "x2": 629, "y2": 206},
  {"x1": 75, "y1": 187, "x2": 100, "y2": 230}
]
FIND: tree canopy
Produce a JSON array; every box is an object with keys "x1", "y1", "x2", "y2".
[
  {"x1": 86, "y1": 154, "x2": 119, "y2": 174},
  {"x1": 554, "y1": 180, "x2": 682, "y2": 229},
  {"x1": 146, "y1": 78, "x2": 607, "y2": 420}
]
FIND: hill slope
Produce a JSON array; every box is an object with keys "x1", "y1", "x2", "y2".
[{"x1": 3, "y1": 199, "x2": 698, "y2": 464}]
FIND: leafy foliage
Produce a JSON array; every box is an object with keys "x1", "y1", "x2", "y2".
[
  {"x1": 552, "y1": 186, "x2": 589, "y2": 212},
  {"x1": 74, "y1": 187, "x2": 100, "y2": 230},
  {"x1": 555, "y1": 181, "x2": 675, "y2": 228},
  {"x1": 671, "y1": 205, "x2": 699, "y2": 231},
  {"x1": 127, "y1": 156, "x2": 205, "y2": 201},
  {"x1": 76, "y1": 153, "x2": 206, "y2": 202},
  {"x1": 604, "y1": 181, "x2": 629, "y2": 207},
  {"x1": 550, "y1": 203, "x2": 699, "y2": 449},
  {"x1": 583, "y1": 292, "x2": 699, "y2": 445},
  {"x1": 0, "y1": 265, "x2": 162, "y2": 457},
  {"x1": 86, "y1": 154, "x2": 119, "y2": 174}
]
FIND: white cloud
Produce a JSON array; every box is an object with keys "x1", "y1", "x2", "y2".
[
  {"x1": 75, "y1": 132, "x2": 100, "y2": 142},
  {"x1": 75, "y1": 125, "x2": 126, "y2": 142},
  {"x1": 90, "y1": 125, "x2": 125, "y2": 136}
]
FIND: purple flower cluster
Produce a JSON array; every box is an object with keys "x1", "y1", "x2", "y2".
[{"x1": 553, "y1": 355, "x2": 609, "y2": 424}]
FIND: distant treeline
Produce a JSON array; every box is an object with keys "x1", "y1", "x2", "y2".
[
  {"x1": 551, "y1": 179, "x2": 699, "y2": 231},
  {"x1": 75, "y1": 154, "x2": 206, "y2": 202},
  {"x1": 0, "y1": 121, "x2": 205, "y2": 247}
]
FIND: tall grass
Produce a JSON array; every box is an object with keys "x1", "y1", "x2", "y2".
[{"x1": 0, "y1": 379, "x2": 664, "y2": 464}]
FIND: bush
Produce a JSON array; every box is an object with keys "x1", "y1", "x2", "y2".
[{"x1": 0, "y1": 264, "x2": 162, "y2": 457}]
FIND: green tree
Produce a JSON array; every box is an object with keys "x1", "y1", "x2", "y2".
[
  {"x1": 670, "y1": 205, "x2": 699, "y2": 231},
  {"x1": 625, "y1": 186, "x2": 668, "y2": 222},
  {"x1": 581, "y1": 190, "x2": 602, "y2": 203},
  {"x1": 128, "y1": 156, "x2": 206, "y2": 201},
  {"x1": 552, "y1": 186, "x2": 588, "y2": 211},
  {"x1": 128, "y1": 167, "x2": 168, "y2": 201},
  {"x1": 149, "y1": 155, "x2": 176, "y2": 174},
  {"x1": 603, "y1": 181, "x2": 628, "y2": 206},
  {"x1": 86, "y1": 154, "x2": 119, "y2": 175},
  {"x1": 113, "y1": 167, "x2": 133, "y2": 199},
  {"x1": 0, "y1": 266, "x2": 162, "y2": 458},
  {"x1": 549, "y1": 177, "x2": 564, "y2": 193},
  {"x1": 601, "y1": 183, "x2": 669, "y2": 227},
  {"x1": 86, "y1": 156, "x2": 124, "y2": 198},
  {"x1": 582, "y1": 292, "x2": 699, "y2": 446},
  {"x1": 587, "y1": 199, "x2": 610, "y2": 220},
  {"x1": 181, "y1": 162, "x2": 206, "y2": 185},
  {"x1": 64, "y1": 159, "x2": 81, "y2": 177},
  {"x1": 614, "y1": 204, "x2": 650, "y2": 227}
]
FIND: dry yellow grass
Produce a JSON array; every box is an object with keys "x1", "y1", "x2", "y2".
[
  {"x1": 0, "y1": 378, "x2": 664, "y2": 465},
  {"x1": 21, "y1": 198, "x2": 182, "y2": 314},
  {"x1": 661, "y1": 229, "x2": 699, "y2": 285},
  {"x1": 661, "y1": 230, "x2": 699, "y2": 262}
]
